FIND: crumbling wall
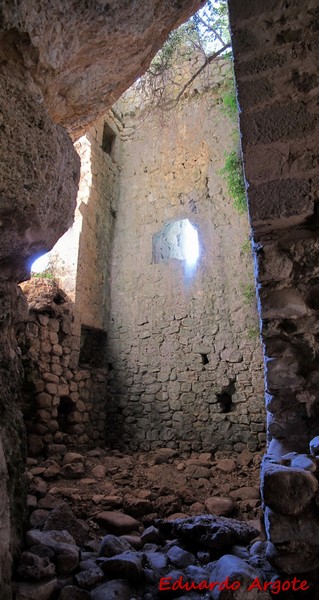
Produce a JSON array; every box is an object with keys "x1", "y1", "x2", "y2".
[
  {"x1": 0, "y1": 1, "x2": 203, "y2": 584},
  {"x1": 229, "y1": 0, "x2": 319, "y2": 575},
  {"x1": 19, "y1": 278, "x2": 108, "y2": 457},
  {"x1": 106, "y1": 60, "x2": 265, "y2": 453},
  {"x1": 47, "y1": 111, "x2": 123, "y2": 330}
]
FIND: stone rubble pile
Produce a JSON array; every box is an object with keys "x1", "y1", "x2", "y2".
[
  {"x1": 26, "y1": 446, "x2": 262, "y2": 525},
  {"x1": 13, "y1": 506, "x2": 277, "y2": 600},
  {"x1": 11, "y1": 445, "x2": 274, "y2": 598}
]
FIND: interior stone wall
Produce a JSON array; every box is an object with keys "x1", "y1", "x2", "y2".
[
  {"x1": 18, "y1": 279, "x2": 108, "y2": 457},
  {"x1": 229, "y1": 0, "x2": 319, "y2": 575},
  {"x1": 47, "y1": 110, "x2": 123, "y2": 331},
  {"x1": 105, "y1": 60, "x2": 265, "y2": 453},
  {"x1": 0, "y1": 2, "x2": 202, "y2": 584}
]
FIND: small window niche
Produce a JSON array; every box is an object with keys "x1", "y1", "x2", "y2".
[
  {"x1": 57, "y1": 396, "x2": 75, "y2": 433},
  {"x1": 152, "y1": 218, "x2": 199, "y2": 267},
  {"x1": 217, "y1": 382, "x2": 236, "y2": 414},
  {"x1": 79, "y1": 326, "x2": 107, "y2": 368},
  {"x1": 101, "y1": 122, "x2": 116, "y2": 158}
]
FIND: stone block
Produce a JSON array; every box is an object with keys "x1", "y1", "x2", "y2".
[
  {"x1": 58, "y1": 384, "x2": 70, "y2": 396},
  {"x1": 262, "y1": 458, "x2": 318, "y2": 516},
  {"x1": 248, "y1": 179, "x2": 313, "y2": 229},
  {"x1": 265, "y1": 507, "x2": 319, "y2": 546},
  {"x1": 36, "y1": 393, "x2": 52, "y2": 409},
  {"x1": 45, "y1": 383, "x2": 58, "y2": 395}
]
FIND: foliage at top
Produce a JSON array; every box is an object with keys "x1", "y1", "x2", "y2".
[
  {"x1": 150, "y1": 0, "x2": 230, "y2": 74},
  {"x1": 135, "y1": 0, "x2": 231, "y2": 114},
  {"x1": 192, "y1": 0, "x2": 230, "y2": 53}
]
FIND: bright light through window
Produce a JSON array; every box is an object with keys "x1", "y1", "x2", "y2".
[
  {"x1": 31, "y1": 253, "x2": 50, "y2": 273},
  {"x1": 183, "y1": 219, "x2": 199, "y2": 267},
  {"x1": 152, "y1": 218, "x2": 200, "y2": 270}
]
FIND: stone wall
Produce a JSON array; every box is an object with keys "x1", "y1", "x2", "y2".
[
  {"x1": 19, "y1": 279, "x2": 108, "y2": 457},
  {"x1": 0, "y1": 3, "x2": 202, "y2": 585},
  {"x1": 105, "y1": 60, "x2": 265, "y2": 453},
  {"x1": 0, "y1": 283, "x2": 28, "y2": 598},
  {"x1": 47, "y1": 110, "x2": 123, "y2": 330},
  {"x1": 229, "y1": 0, "x2": 319, "y2": 575}
]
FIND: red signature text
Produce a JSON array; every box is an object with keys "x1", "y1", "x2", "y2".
[{"x1": 159, "y1": 576, "x2": 310, "y2": 594}]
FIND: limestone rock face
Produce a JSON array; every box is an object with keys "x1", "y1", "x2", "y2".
[
  {"x1": 0, "y1": 49, "x2": 80, "y2": 280},
  {"x1": 0, "y1": 0, "x2": 204, "y2": 138}
]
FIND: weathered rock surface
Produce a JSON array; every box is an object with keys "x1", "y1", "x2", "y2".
[
  {"x1": 0, "y1": 283, "x2": 28, "y2": 595},
  {"x1": 94, "y1": 511, "x2": 140, "y2": 534},
  {"x1": 16, "y1": 551, "x2": 55, "y2": 581},
  {"x1": 98, "y1": 534, "x2": 133, "y2": 558},
  {"x1": 209, "y1": 555, "x2": 270, "y2": 599},
  {"x1": 99, "y1": 550, "x2": 143, "y2": 582},
  {"x1": 167, "y1": 545, "x2": 195, "y2": 568},
  {"x1": 42, "y1": 505, "x2": 90, "y2": 546},
  {"x1": 13, "y1": 456, "x2": 281, "y2": 600},
  {"x1": 205, "y1": 496, "x2": 236, "y2": 516},
  {"x1": 74, "y1": 567, "x2": 105, "y2": 590},
  {"x1": 262, "y1": 460, "x2": 318, "y2": 516},
  {"x1": 0, "y1": 0, "x2": 204, "y2": 138},
  {"x1": 158, "y1": 515, "x2": 259, "y2": 551},
  {"x1": 12, "y1": 578, "x2": 57, "y2": 600},
  {"x1": 59, "y1": 586, "x2": 90, "y2": 600},
  {"x1": 0, "y1": 51, "x2": 80, "y2": 280},
  {"x1": 90, "y1": 579, "x2": 133, "y2": 600},
  {"x1": 25, "y1": 529, "x2": 80, "y2": 574}
]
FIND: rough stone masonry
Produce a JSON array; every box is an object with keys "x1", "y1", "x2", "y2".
[
  {"x1": 40, "y1": 57, "x2": 266, "y2": 455},
  {"x1": 0, "y1": 0, "x2": 204, "y2": 592},
  {"x1": 229, "y1": 0, "x2": 319, "y2": 575}
]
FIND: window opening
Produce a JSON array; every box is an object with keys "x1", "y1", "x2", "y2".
[
  {"x1": 216, "y1": 381, "x2": 236, "y2": 413},
  {"x1": 79, "y1": 326, "x2": 107, "y2": 367},
  {"x1": 152, "y1": 218, "x2": 199, "y2": 267},
  {"x1": 57, "y1": 396, "x2": 75, "y2": 433},
  {"x1": 102, "y1": 122, "x2": 116, "y2": 157},
  {"x1": 201, "y1": 353, "x2": 209, "y2": 365}
]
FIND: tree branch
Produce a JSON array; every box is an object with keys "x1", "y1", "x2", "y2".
[
  {"x1": 195, "y1": 14, "x2": 226, "y2": 47},
  {"x1": 170, "y1": 43, "x2": 231, "y2": 106}
]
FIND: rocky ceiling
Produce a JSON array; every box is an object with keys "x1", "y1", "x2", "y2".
[{"x1": 0, "y1": 0, "x2": 204, "y2": 279}]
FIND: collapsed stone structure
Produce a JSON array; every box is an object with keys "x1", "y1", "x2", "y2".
[
  {"x1": 30, "y1": 59, "x2": 263, "y2": 458},
  {"x1": 18, "y1": 278, "x2": 108, "y2": 455},
  {"x1": 1, "y1": 0, "x2": 319, "y2": 594},
  {"x1": 105, "y1": 61, "x2": 265, "y2": 454},
  {"x1": 0, "y1": 0, "x2": 204, "y2": 592}
]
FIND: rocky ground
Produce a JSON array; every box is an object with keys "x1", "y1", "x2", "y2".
[
  {"x1": 12, "y1": 446, "x2": 285, "y2": 599},
  {"x1": 26, "y1": 447, "x2": 263, "y2": 526}
]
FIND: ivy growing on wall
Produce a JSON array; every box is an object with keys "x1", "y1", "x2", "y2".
[
  {"x1": 218, "y1": 78, "x2": 247, "y2": 215},
  {"x1": 220, "y1": 147, "x2": 247, "y2": 214}
]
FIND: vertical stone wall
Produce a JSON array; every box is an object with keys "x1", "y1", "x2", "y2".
[
  {"x1": 19, "y1": 279, "x2": 108, "y2": 456},
  {"x1": 106, "y1": 60, "x2": 265, "y2": 453},
  {"x1": 0, "y1": 283, "x2": 28, "y2": 598},
  {"x1": 47, "y1": 110, "x2": 123, "y2": 331},
  {"x1": 20, "y1": 112, "x2": 124, "y2": 458},
  {"x1": 229, "y1": 0, "x2": 319, "y2": 574}
]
